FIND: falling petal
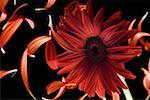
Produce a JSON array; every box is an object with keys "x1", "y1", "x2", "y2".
[
  {"x1": 0, "y1": 11, "x2": 7, "y2": 22},
  {"x1": 20, "y1": 36, "x2": 51, "y2": 99},
  {"x1": 138, "y1": 12, "x2": 149, "y2": 31},
  {"x1": 46, "y1": 81, "x2": 64, "y2": 95},
  {"x1": 112, "y1": 92, "x2": 120, "y2": 100},
  {"x1": 0, "y1": 69, "x2": 18, "y2": 79},
  {"x1": 0, "y1": 18, "x2": 24, "y2": 51},
  {"x1": 35, "y1": 0, "x2": 56, "y2": 11},
  {"x1": 24, "y1": 18, "x2": 35, "y2": 29},
  {"x1": 27, "y1": 36, "x2": 51, "y2": 56},
  {"x1": 20, "y1": 49, "x2": 36, "y2": 100}
]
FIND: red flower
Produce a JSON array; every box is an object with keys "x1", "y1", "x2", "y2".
[{"x1": 46, "y1": 0, "x2": 142, "y2": 98}]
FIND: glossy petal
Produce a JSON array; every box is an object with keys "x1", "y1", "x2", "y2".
[
  {"x1": 0, "y1": 11, "x2": 7, "y2": 22},
  {"x1": 24, "y1": 18, "x2": 35, "y2": 29},
  {"x1": 0, "y1": 0, "x2": 9, "y2": 11},
  {"x1": 0, "y1": 69, "x2": 18, "y2": 79}
]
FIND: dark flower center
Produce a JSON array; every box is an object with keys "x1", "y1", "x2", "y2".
[{"x1": 84, "y1": 36, "x2": 107, "y2": 63}]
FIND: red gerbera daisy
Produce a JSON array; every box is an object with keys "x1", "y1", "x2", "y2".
[{"x1": 45, "y1": 0, "x2": 142, "y2": 98}]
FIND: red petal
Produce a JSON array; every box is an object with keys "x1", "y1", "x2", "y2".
[
  {"x1": 86, "y1": 0, "x2": 94, "y2": 20},
  {"x1": 0, "y1": 0, "x2": 9, "y2": 11},
  {"x1": 0, "y1": 69, "x2": 18, "y2": 79},
  {"x1": 0, "y1": 18, "x2": 23, "y2": 49},
  {"x1": 102, "y1": 11, "x2": 122, "y2": 30},
  {"x1": 24, "y1": 18, "x2": 35, "y2": 29},
  {"x1": 57, "y1": 61, "x2": 80, "y2": 75},
  {"x1": 81, "y1": 10, "x2": 96, "y2": 36},
  {"x1": 45, "y1": 0, "x2": 56, "y2": 9},
  {"x1": 45, "y1": 40, "x2": 58, "y2": 70},
  {"x1": 46, "y1": 81, "x2": 64, "y2": 95},
  {"x1": 93, "y1": 8, "x2": 104, "y2": 34}
]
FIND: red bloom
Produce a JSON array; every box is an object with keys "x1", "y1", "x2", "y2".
[{"x1": 46, "y1": 0, "x2": 142, "y2": 98}]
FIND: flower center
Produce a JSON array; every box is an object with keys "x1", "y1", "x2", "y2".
[{"x1": 84, "y1": 36, "x2": 107, "y2": 63}]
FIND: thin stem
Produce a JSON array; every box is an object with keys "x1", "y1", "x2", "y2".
[{"x1": 118, "y1": 75, "x2": 133, "y2": 100}]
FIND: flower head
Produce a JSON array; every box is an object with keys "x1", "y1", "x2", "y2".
[{"x1": 46, "y1": 0, "x2": 142, "y2": 98}]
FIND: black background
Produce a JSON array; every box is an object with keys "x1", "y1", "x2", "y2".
[{"x1": 0, "y1": 0, "x2": 150, "y2": 99}]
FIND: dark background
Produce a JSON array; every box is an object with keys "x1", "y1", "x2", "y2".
[{"x1": 0, "y1": 0, "x2": 150, "y2": 99}]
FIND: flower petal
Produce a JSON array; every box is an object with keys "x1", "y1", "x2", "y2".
[
  {"x1": 93, "y1": 8, "x2": 104, "y2": 34},
  {"x1": 0, "y1": 69, "x2": 18, "y2": 79},
  {"x1": 112, "y1": 92, "x2": 120, "y2": 100},
  {"x1": 86, "y1": 0, "x2": 94, "y2": 20},
  {"x1": 0, "y1": 18, "x2": 23, "y2": 50},
  {"x1": 24, "y1": 18, "x2": 35, "y2": 29},
  {"x1": 46, "y1": 81, "x2": 64, "y2": 95},
  {"x1": 35, "y1": 0, "x2": 56, "y2": 11},
  {"x1": 27, "y1": 36, "x2": 51, "y2": 56},
  {"x1": 0, "y1": 11, "x2": 7, "y2": 23},
  {"x1": 20, "y1": 36, "x2": 51, "y2": 99},
  {"x1": 45, "y1": 40, "x2": 58, "y2": 70},
  {"x1": 53, "y1": 86, "x2": 66, "y2": 100},
  {"x1": 0, "y1": 0, "x2": 9, "y2": 11},
  {"x1": 20, "y1": 49, "x2": 36, "y2": 100}
]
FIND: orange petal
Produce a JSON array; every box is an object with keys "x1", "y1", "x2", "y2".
[
  {"x1": 20, "y1": 49, "x2": 36, "y2": 99},
  {"x1": 0, "y1": 11, "x2": 7, "y2": 23},
  {"x1": 24, "y1": 18, "x2": 35, "y2": 29},
  {"x1": 143, "y1": 75, "x2": 150, "y2": 95},
  {"x1": 129, "y1": 32, "x2": 150, "y2": 45},
  {"x1": 138, "y1": 12, "x2": 148, "y2": 31},
  {"x1": 20, "y1": 36, "x2": 51, "y2": 99},
  {"x1": 112, "y1": 92, "x2": 120, "y2": 100},
  {"x1": 128, "y1": 19, "x2": 136, "y2": 31},
  {"x1": 45, "y1": 40, "x2": 58, "y2": 70},
  {"x1": 0, "y1": 69, "x2": 18, "y2": 79},
  {"x1": 53, "y1": 86, "x2": 66, "y2": 100},
  {"x1": 0, "y1": 18, "x2": 23, "y2": 50},
  {"x1": 35, "y1": 0, "x2": 56, "y2": 11},
  {"x1": 27, "y1": 36, "x2": 51, "y2": 56},
  {"x1": 46, "y1": 81, "x2": 64, "y2": 95},
  {"x1": 141, "y1": 68, "x2": 150, "y2": 76}
]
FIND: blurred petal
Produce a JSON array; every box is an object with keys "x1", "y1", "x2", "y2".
[
  {"x1": 0, "y1": 69, "x2": 18, "y2": 79},
  {"x1": 46, "y1": 81, "x2": 64, "y2": 95},
  {"x1": 0, "y1": 0, "x2": 9, "y2": 11},
  {"x1": 0, "y1": 18, "x2": 23, "y2": 50},
  {"x1": 128, "y1": 19, "x2": 136, "y2": 30},
  {"x1": 45, "y1": 40, "x2": 58, "y2": 70},
  {"x1": 24, "y1": 18, "x2": 35, "y2": 29},
  {"x1": 0, "y1": 11, "x2": 7, "y2": 23},
  {"x1": 112, "y1": 92, "x2": 120, "y2": 100}
]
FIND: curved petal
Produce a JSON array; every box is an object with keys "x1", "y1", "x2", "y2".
[
  {"x1": 45, "y1": 40, "x2": 58, "y2": 70},
  {"x1": 0, "y1": 0, "x2": 9, "y2": 11},
  {"x1": 20, "y1": 49, "x2": 36, "y2": 100},
  {"x1": 0, "y1": 18, "x2": 23, "y2": 50},
  {"x1": 112, "y1": 92, "x2": 120, "y2": 100},
  {"x1": 0, "y1": 69, "x2": 18, "y2": 79},
  {"x1": 53, "y1": 86, "x2": 66, "y2": 100},
  {"x1": 24, "y1": 18, "x2": 35, "y2": 29},
  {"x1": 20, "y1": 36, "x2": 51, "y2": 99}
]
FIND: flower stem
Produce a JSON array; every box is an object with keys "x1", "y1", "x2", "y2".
[
  {"x1": 118, "y1": 75, "x2": 133, "y2": 100},
  {"x1": 146, "y1": 95, "x2": 150, "y2": 100}
]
